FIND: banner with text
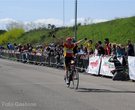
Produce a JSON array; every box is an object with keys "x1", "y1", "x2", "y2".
[
  {"x1": 128, "y1": 56, "x2": 135, "y2": 80},
  {"x1": 100, "y1": 56, "x2": 115, "y2": 77},
  {"x1": 86, "y1": 56, "x2": 101, "y2": 75}
]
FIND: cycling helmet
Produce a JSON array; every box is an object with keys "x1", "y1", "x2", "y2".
[{"x1": 66, "y1": 37, "x2": 72, "y2": 42}]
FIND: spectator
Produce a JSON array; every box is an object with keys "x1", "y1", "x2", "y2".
[
  {"x1": 121, "y1": 44, "x2": 126, "y2": 56},
  {"x1": 7, "y1": 43, "x2": 14, "y2": 50},
  {"x1": 97, "y1": 41, "x2": 105, "y2": 56},
  {"x1": 73, "y1": 44, "x2": 78, "y2": 55},
  {"x1": 104, "y1": 38, "x2": 111, "y2": 55},
  {"x1": 109, "y1": 56, "x2": 127, "y2": 81},
  {"x1": 83, "y1": 47, "x2": 88, "y2": 54},
  {"x1": 83, "y1": 39, "x2": 94, "y2": 55},
  {"x1": 72, "y1": 37, "x2": 76, "y2": 43},
  {"x1": 28, "y1": 44, "x2": 33, "y2": 53},
  {"x1": 127, "y1": 40, "x2": 134, "y2": 56},
  {"x1": 111, "y1": 43, "x2": 117, "y2": 56},
  {"x1": 77, "y1": 44, "x2": 85, "y2": 54},
  {"x1": 94, "y1": 43, "x2": 98, "y2": 56},
  {"x1": 116, "y1": 44, "x2": 122, "y2": 57},
  {"x1": 80, "y1": 45, "x2": 84, "y2": 53},
  {"x1": 17, "y1": 44, "x2": 22, "y2": 52},
  {"x1": 14, "y1": 43, "x2": 18, "y2": 50}
]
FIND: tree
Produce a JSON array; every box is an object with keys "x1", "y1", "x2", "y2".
[
  {"x1": 0, "y1": 30, "x2": 6, "y2": 35},
  {"x1": 51, "y1": 25, "x2": 56, "y2": 30},
  {"x1": 6, "y1": 22, "x2": 24, "y2": 31},
  {"x1": 77, "y1": 23, "x2": 81, "y2": 26},
  {"x1": 48, "y1": 24, "x2": 52, "y2": 29},
  {"x1": 84, "y1": 18, "x2": 93, "y2": 25}
]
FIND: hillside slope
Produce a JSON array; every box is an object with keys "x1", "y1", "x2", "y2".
[{"x1": 1, "y1": 16, "x2": 135, "y2": 45}]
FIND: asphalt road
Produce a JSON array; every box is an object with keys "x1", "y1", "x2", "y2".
[{"x1": 0, "y1": 58, "x2": 135, "y2": 110}]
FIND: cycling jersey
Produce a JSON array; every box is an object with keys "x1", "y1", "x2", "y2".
[{"x1": 64, "y1": 43, "x2": 75, "y2": 57}]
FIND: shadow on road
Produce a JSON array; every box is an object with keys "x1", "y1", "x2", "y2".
[{"x1": 77, "y1": 88, "x2": 135, "y2": 93}]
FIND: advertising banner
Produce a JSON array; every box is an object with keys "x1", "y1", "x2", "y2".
[
  {"x1": 128, "y1": 56, "x2": 135, "y2": 80},
  {"x1": 100, "y1": 56, "x2": 115, "y2": 77},
  {"x1": 86, "y1": 56, "x2": 101, "y2": 75}
]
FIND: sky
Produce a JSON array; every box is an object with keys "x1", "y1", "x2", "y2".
[{"x1": 0, "y1": 0, "x2": 135, "y2": 29}]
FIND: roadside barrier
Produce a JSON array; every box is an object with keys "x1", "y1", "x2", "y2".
[
  {"x1": 100, "y1": 56, "x2": 115, "y2": 77},
  {"x1": 86, "y1": 55, "x2": 131, "y2": 81},
  {"x1": 1, "y1": 49, "x2": 134, "y2": 81},
  {"x1": 0, "y1": 50, "x2": 88, "y2": 71},
  {"x1": 86, "y1": 55, "x2": 101, "y2": 75},
  {"x1": 128, "y1": 56, "x2": 135, "y2": 80}
]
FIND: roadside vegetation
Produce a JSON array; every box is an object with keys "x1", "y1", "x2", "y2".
[{"x1": 0, "y1": 16, "x2": 135, "y2": 46}]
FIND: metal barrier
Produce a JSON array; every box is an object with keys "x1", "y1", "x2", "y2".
[
  {"x1": 0, "y1": 49, "x2": 130, "y2": 81},
  {"x1": 0, "y1": 50, "x2": 89, "y2": 72}
]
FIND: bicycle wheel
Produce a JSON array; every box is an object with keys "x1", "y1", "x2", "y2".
[
  {"x1": 72, "y1": 69, "x2": 79, "y2": 90},
  {"x1": 66, "y1": 70, "x2": 71, "y2": 88}
]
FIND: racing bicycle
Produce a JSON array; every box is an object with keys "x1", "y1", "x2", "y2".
[{"x1": 65, "y1": 59, "x2": 79, "y2": 90}]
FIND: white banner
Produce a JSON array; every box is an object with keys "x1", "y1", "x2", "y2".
[
  {"x1": 128, "y1": 56, "x2": 135, "y2": 80},
  {"x1": 134, "y1": 44, "x2": 135, "y2": 56},
  {"x1": 100, "y1": 56, "x2": 115, "y2": 77},
  {"x1": 86, "y1": 56, "x2": 101, "y2": 75}
]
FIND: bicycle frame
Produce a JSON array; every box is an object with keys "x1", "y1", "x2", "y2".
[{"x1": 66, "y1": 59, "x2": 79, "y2": 89}]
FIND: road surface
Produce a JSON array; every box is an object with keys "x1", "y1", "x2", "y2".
[{"x1": 0, "y1": 58, "x2": 135, "y2": 110}]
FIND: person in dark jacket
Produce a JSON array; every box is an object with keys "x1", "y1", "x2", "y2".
[
  {"x1": 127, "y1": 40, "x2": 134, "y2": 56},
  {"x1": 97, "y1": 41, "x2": 105, "y2": 56},
  {"x1": 109, "y1": 56, "x2": 127, "y2": 80}
]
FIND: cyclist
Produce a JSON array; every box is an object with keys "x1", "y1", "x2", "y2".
[{"x1": 63, "y1": 37, "x2": 84, "y2": 85}]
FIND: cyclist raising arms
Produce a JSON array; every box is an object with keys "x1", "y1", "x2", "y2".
[{"x1": 63, "y1": 37, "x2": 84, "y2": 85}]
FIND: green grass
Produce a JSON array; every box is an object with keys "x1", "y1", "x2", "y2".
[
  {"x1": 77, "y1": 17, "x2": 135, "y2": 44},
  {"x1": 0, "y1": 16, "x2": 135, "y2": 45},
  {"x1": 57, "y1": 16, "x2": 135, "y2": 44}
]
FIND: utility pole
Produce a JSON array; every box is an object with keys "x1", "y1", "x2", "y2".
[
  {"x1": 63, "y1": 0, "x2": 65, "y2": 26},
  {"x1": 74, "y1": 0, "x2": 78, "y2": 41}
]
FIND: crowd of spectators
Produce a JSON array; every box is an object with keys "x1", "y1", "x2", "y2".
[
  {"x1": 0, "y1": 38, "x2": 133, "y2": 69},
  {"x1": 0, "y1": 37, "x2": 134, "y2": 73},
  {"x1": 3, "y1": 38, "x2": 135, "y2": 59},
  {"x1": 3, "y1": 42, "x2": 64, "y2": 66},
  {"x1": 0, "y1": 38, "x2": 134, "y2": 81},
  {"x1": 73, "y1": 38, "x2": 135, "y2": 57}
]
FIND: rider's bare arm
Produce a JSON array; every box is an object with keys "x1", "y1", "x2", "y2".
[{"x1": 75, "y1": 39, "x2": 84, "y2": 45}]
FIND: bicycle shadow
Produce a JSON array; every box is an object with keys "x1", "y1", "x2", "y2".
[{"x1": 77, "y1": 88, "x2": 135, "y2": 93}]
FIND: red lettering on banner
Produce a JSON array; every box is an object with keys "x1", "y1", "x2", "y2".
[{"x1": 90, "y1": 60, "x2": 98, "y2": 68}]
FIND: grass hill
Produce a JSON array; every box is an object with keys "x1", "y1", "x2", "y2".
[{"x1": 0, "y1": 16, "x2": 135, "y2": 46}]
